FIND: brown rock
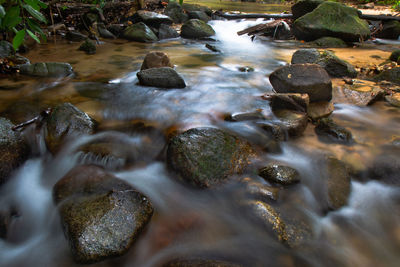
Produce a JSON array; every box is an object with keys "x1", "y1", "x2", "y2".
[{"x1": 140, "y1": 51, "x2": 174, "y2": 70}]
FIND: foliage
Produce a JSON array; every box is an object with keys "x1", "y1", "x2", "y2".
[
  {"x1": 0, "y1": 0, "x2": 47, "y2": 50},
  {"x1": 170, "y1": 0, "x2": 184, "y2": 5},
  {"x1": 393, "y1": 0, "x2": 400, "y2": 11}
]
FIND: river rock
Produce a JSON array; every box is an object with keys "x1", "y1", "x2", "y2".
[
  {"x1": 273, "y1": 109, "x2": 309, "y2": 138},
  {"x1": 269, "y1": 64, "x2": 332, "y2": 102},
  {"x1": 291, "y1": 48, "x2": 320, "y2": 64},
  {"x1": 313, "y1": 37, "x2": 347, "y2": 48},
  {"x1": 292, "y1": 2, "x2": 370, "y2": 42},
  {"x1": 53, "y1": 165, "x2": 153, "y2": 263},
  {"x1": 166, "y1": 127, "x2": 254, "y2": 188},
  {"x1": 65, "y1": 31, "x2": 88, "y2": 42},
  {"x1": 140, "y1": 52, "x2": 174, "y2": 70},
  {"x1": 367, "y1": 147, "x2": 400, "y2": 185},
  {"x1": 107, "y1": 24, "x2": 124, "y2": 38},
  {"x1": 163, "y1": 258, "x2": 242, "y2": 267},
  {"x1": 375, "y1": 67, "x2": 400, "y2": 85},
  {"x1": 45, "y1": 103, "x2": 96, "y2": 154},
  {"x1": 0, "y1": 118, "x2": 30, "y2": 185},
  {"x1": 188, "y1": 11, "x2": 211, "y2": 23},
  {"x1": 385, "y1": 93, "x2": 400, "y2": 108},
  {"x1": 158, "y1": 24, "x2": 179, "y2": 39},
  {"x1": 240, "y1": 178, "x2": 280, "y2": 201},
  {"x1": 123, "y1": 22, "x2": 158, "y2": 42},
  {"x1": 134, "y1": 10, "x2": 173, "y2": 28},
  {"x1": 335, "y1": 80, "x2": 385, "y2": 106},
  {"x1": 96, "y1": 23, "x2": 116, "y2": 39},
  {"x1": 315, "y1": 117, "x2": 352, "y2": 144},
  {"x1": 183, "y1": 3, "x2": 213, "y2": 17},
  {"x1": 19, "y1": 62, "x2": 74, "y2": 77},
  {"x1": 259, "y1": 164, "x2": 300, "y2": 185},
  {"x1": 291, "y1": 0, "x2": 324, "y2": 20},
  {"x1": 265, "y1": 93, "x2": 309, "y2": 113},
  {"x1": 78, "y1": 39, "x2": 96, "y2": 55},
  {"x1": 0, "y1": 41, "x2": 14, "y2": 58},
  {"x1": 307, "y1": 101, "x2": 334, "y2": 120},
  {"x1": 164, "y1": 2, "x2": 188, "y2": 23},
  {"x1": 137, "y1": 67, "x2": 186, "y2": 89},
  {"x1": 225, "y1": 111, "x2": 265, "y2": 122},
  {"x1": 376, "y1": 20, "x2": 400, "y2": 40},
  {"x1": 389, "y1": 50, "x2": 400, "y2": 62},
  {"x1": 180, "y1": 19, "x2": 215, "y2": 39}
]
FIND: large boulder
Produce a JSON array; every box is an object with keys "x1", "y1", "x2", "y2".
[
  {"x1": 122, "y1": 22, "x2": 158, "y2": 42},
  {"x1": 53, "y1": 165, "x2": 153, "y2": 263},
  {"x1": 45, "y1": 103, "x2": 96, "y2": 154},
  {"x1": 137, "y1": 67, "x2": 186, "y2": 88},
  {"x1": 376, "y1": 20, "x2": 400, "y2": 40},
  {"x1": 292, "y1": 2, "x2": 370, "y2": 42},
  {"x1": 180, "y1": 19, "x2": 215, "y2": 39},
  {"x1": 19, "y1": 62, "x2": 73, "y2": 77},
  {"x1": 164, "y1": 2, "x2": 188, "y2": 23},
  {"x1": 291, "y1": 0, "x2": 324, "y2": 20},
  {"x1": 0, "y1": 118, "x2": 30, "y2": 185},
  {"x1": 269, "y1": 64, "x2": 332, "y2": 102},
  {"x1": 291, "y1": 48, "x2": 320, "y2": 65},
  {"x1": 140, "y1": 51, "x2": 174, "y2": 70},
  {"x1": 167, "y1": 127, "x2": 255, "y2": 188},
  {"x1": 133, "y1": 10, "x2": 173, "y2": 28}
]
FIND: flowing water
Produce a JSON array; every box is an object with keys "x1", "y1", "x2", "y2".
[{"x1": 0, "y1": 16, "x2": 399, "y2": 267}]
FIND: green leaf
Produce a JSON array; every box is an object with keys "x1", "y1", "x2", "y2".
[
  {"x1": 12, "y1": 29, "x2": 25, "y2": 50},
  {"x1": 38, "y1": 0, "x2": 47, "y2": 9},
  {"x1": 4, "y1": 16, "x2": 22, "y2": 30},
  {"x1": 23, "y1": 4, "x2": 47, "y2": 23},
  {"x1": 24, "y1": 0, "x2": 40, "y2": 11},
  {"x1": 0, "y1": 5, "x2": 5, "y2": 18},
  {"x1": 27, "y1": 29, "x2": 40, "y2": 43},
  {"x1": 27, "y1": 18, "x2": 46, "y2": 41}
]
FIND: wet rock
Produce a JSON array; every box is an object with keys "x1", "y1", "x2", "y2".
[
  {"x1": 137, "y1": 67, "x2": 186, "y2": 89},
  {"x1": 19, "y1": 62, "x2": 74, "y2": 77},
  {"x1": 65, "y1": 31, "x2": 88, "y2": 42},
  {"x1": 265, "y1": 93, "x2": 309, "y2": 113},
  {"x1": 336, "y1": 81, "x2": 385, "y2": 106},
  {"x1": 225, "y1": 111, "x2": 265, "y2": 122},
  {"x1": 273, "y1": 109, "x2": 308, "y2": 138},
  {"x1": 385, "y1": 93, "x2": 400, "y2": 108},
  {"x1": 107, "y1": 24, "x2": 124, "y2": 38},
  {"x1": 313, "y1": 37, "x2": 347, "y2": 48},
  {"x1": 188, "y1": 11, "x2": 211, "y2": 23},
  {"x1": 78, "y1": 39, "x2": 96, "y2": 55},
  {"x1": 181, "y1": 19, "x2": 215, "y2": 39},
  {"x1": 45, "y1": 103, "x2": 96, "y2": 154},
  {"x1": 291, "y1": 48, "x2": 320, "y2": 65},
  {"x1": 6, "y1": 55, "x2": 30, "y2": 65},
  {"x1": 53, "y1": 165, "x2": 153, "y2": 263},
  {"x1": 389, "y1": 50, "x2": 400, "y2": 62},
  {"x1": 293, "y1": 2, "x2": 370, "y2": 42},
  {"x1": 166, "y1": 127, "x2": 255, "y2": 188},
  {"x1": 83, "y1": 12, "x2": 98, "y2": 27},
  {"x1": 0, "y1": 41, "x2": 14, "y2": 58},
  {"x1": 240, "y1": 178, "x2": 280, "y2": 201},
  {"x1": 269, "y1": 64, "x2": 332, "y2": 102},
  {"x1": 259, "y1": 164, "x2": 300, "y2": 185},
  {"x1": 164, "y1": 2, "x2": 188, "y2": 24},
  {"x1": 307, "y1": 101, "x2": 334, "y2": 121},
  {"x1": 315, "y1": 117, "x2": 352, "y2": 144},
  {"x1": 291, "y1": 0, "x2": 324, "y2": 20},
  {"x1": 158, "y1": 24, "x2": 179, "y2": 39},
  {"x1": 96, "y1": 23, "x2": 116, "y2": 39},
  {"x1": 374, "y1": 67, "x2": 400, "y2": 85},
  {"x1": 182, "y1": 3, "x2": 213, "y2": 17},
  {"x1": 140, "y1": 51, "x2": 174, "y2": 70},
  {"x1": 367, "y1": 147, "x2": 400, "y2": 185},
  {"x1": 163, "y1": 258, "x2": 242, "y2": 267},
  {"x1": 123, "y1": 22, "x2": 158, "y2": 42},
  {"x1": 0, "y1": 118, "x2": 30, "y2": 185},
  {"x1": 323, "y1": 157, "x2": 351, "y2": 210},
  {"x1": 256, "y1": 121, "x2": 286, "y2": 141},
  {"x1": 376, "y1": 20, "x2": 400, "y2": 40},
  {"x1": 134, "y1": 10, "x2": 173, "y2": 28}
]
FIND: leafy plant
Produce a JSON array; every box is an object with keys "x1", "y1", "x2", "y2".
[
  {"x1": 0, "y1": 0, "x2": 47, "y2": 50},
  {"x1": 393, "y1": 0, "x2": 400, "y2": 11}
]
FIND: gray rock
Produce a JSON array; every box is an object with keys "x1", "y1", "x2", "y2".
[
  {"x1": 0, "y1": 41, "x2": 14, "y2": 58},
  {"x1": 45, "y1": 103, "x2": 96, "y2": 154},
  {"x1": 96, "y1": 23, "x2": 116, "y2": 39},
  {"x1": 137, "y1": 67, "x2": 186, "y2": 89},
  {"x1": 123, "y1": 22, "x2": 158, "y2": 42},
  {"x1": 180, "y1": 19, "x2": 215, "y2": 39},
  {"x1": 315, "y1": 117, "x2": 353, "y2": 144},
  {"x1": 164, "y1": 2, "x2": 188, "y2": 24},
  {"x1": 307, "y1": 101, "x2": 334, "y2": 120},
  {"x1": 291, "y1": 0, "x2": 324, "y2": 20},
  {"x1": 367, "y1": 147, "x2": 400, "y2": 185},
  {"x1": 140, "y1": 51, "x2": 174, "y2": 70},
  {"x1": 0, "y1": 118, "x2": 30, "y2": 185},
  {"x1": 19, "y1": 62, "x2": 74, "y2": 77},
  {"x1": 269, "y1": 64, "x2": 332, "y2": 102},
  {"x1": 166, "y1": 127, "x2": 255, "y2": 188},
  {"x1": 376, "y1": 20, "x2": 400, "y2": 40},
  {"x1": 265, "y1": 93, "x2": 310, "y2": 113},
  {"x1": 53, "y1": 165, "x2": 153, "y2": 263},
  {"x1": 188, "y1": 11, "x2": 211, "y2": 23},
  {"x1": 134, "y1": 10, "x2": 173, "y2": 28},
  {"x1": 163, "y1": 258, "x2": 242, "y2": 267},
  {"x1": 158, "y1": 24, "x2": 179, "y2": 39},
  {"x1": 291, "y1": 48, "x2": 320, "y2": 64},
  {"x1": 259, "y1": 164, "x2": 300, "y2": 185},
  {"x1": 313, "y1": 37, "x2": 347, "y2": 48},
  {"x1": 182, "y1": 3, "x2": 213, "y2": 17},
  {"x1": 107, "y1": 24, "x2": 124, "y2": 37}
]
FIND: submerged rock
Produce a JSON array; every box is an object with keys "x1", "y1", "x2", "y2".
[
  {"x1": 53, "y1": 165, "x2": 153, "y2": 263},
  {"x1": 240, "y1": 178, "x2": 280, "y2": 201},
  {"x1": 19, "y1": 62, "x2": 74, "y2": 77},
  {"x1": 315, "y1": 117, "x2": 352, "y2": 144},
  {"x1": 259, "y1": 164, "x2": 300, "y2": 185},
  {"x1": 180, "y1": 19, "x2": 215, "y2": 39},
  {"x1": 140, "y1": 51, "x2": 174, "y2": 70},
  {"x1": 336, "y1": 80, "x2": 385, "y2": 106},
  {"x1": 123, "y1": 22, "x2": 158, "y2": 42},
  {"x1": 269, "y1": 64, "x2": 332, "y2": 102},
  {"x1": 0, "y1": 118, "x2": 30, "y2": 185},
  {"x1": 78, "y1": 39, "x2": 96, "y2": 55},
  {"x1": 45, "y1": 103, "x2": 96, "y2": 154},
  {"x1": 367, "y1": 147, "x2": 400, "y2": 185},
  {"x1": 293, "y1": 2, "x2": 370, "y2": 42},
  {"x1": 167, "y1": 127, "x2": 254, "y2": 188},
  {"x1": 291, "y1": 0, "x2": 324, "y2": 20},
  {"x1": 137, "y1": 67, "x2": 186, "y2": 88},
  {"x1": 273, "y1": 109, "x2": 309, "y2": 138}
]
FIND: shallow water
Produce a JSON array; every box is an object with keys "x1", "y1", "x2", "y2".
[{"x1": 0, "y1": 17, "x2": 399, "y2": 267}]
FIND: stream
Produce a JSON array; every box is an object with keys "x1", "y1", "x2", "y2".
[{"x1": 0, "y1": 5, "x2": 399, "y2": 267}]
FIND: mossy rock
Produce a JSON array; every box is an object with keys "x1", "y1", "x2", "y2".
[
  {"x1": 313, "y1": 37, "x2": 347, "y2": 48},
  {"x1": 78, "y1": 39, "x2": 96, "y2": 55},
  {"x1": 259, "y1": 164, "x2": 300, "y2": 185},
  {"x1": 374, "y1": 67, "x2": 400, "y2": 85},
  {"x1": 122, "y1": 22, "x2": 158, "y2": 42},
  {"x1": 167, "y1": 127, "x2": 255, "y2": 188},
  {"x1": 376, "y1": 20, "x2": 400, "y2": 40},
  {"x1": 182, "y1": 3, "x2": 213, "y2": 16},
  {"x1": 19, "y1": 62, "x2": 74, "y2": 77},
  {"x1": 293, "y1": 2, "x2": 370, "y2": 42},
  {"x1": 291, "y1": 0, "x2": 324, "y2": 20},
  {"x1": 389, "y1": 50, "x2": 400, "y2": 62},
  {"x1": 180, "y1": 19, "x2": 215, "y2": 39},
  {"x1": 164, "y1": 2, "x2": 188, "y2": 23},
  {"x1": 317, "y1": 50, "x2": 357, "y2": 78}
]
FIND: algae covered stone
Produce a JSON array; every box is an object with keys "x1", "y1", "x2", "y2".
[
  {"x1": 180, "y1": 19, "x2": 215, "y2": 39},
  {"x1": 123, "y1": 22, "x2": 158, "y2": 42}
]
